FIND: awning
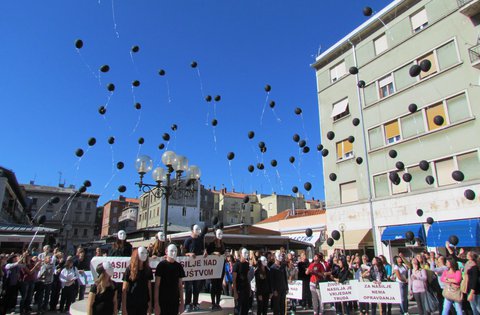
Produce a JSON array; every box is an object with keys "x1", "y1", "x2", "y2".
[
  {"x1": 341, "y1": 229, "x2": 373, "y2": 249},
  {"x1": 381, "y1": 224, "x2": 426, "y2": 242},
  {"x1": 427, "y1": 218, "x2": 480, "y2": 247},
  {"x1": 330, "y1": 99, "x2": 349, "y2": 118},
  {"x1": 0, "y1": 234, "x2": 45, "y2": 243},
  {"x1": 287, "y1": 232, "x2": 323, "y2": 246}
]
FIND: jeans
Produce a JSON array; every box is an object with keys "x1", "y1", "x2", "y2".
[
  {"x1": 398, "y1": 282, "x2": 409, "y2": 314},
  {"x1": 413, "y1": 292, "x2": 428, "y2": 315},
  {"x1": 371, "y1": 303, "x2": 386, "y2": 315},
  {"x1": 310, "y1": 283, "x2": 322, "y2": 315},
  {"x1": 470, "y1": 294, "x2": 480, "y2": 315},
  {"x1": 210, "y1": 278, "x2": 222, "y2": 305},
  {"x1": 20, "y1": 280, "x2": 35, "y2": 312},
  {"x1": 185, "y1": 280, "x2": 201, "y2": 306},
  {"x1": 442, "y1": 298, "x2": 463, "y2": 315},
  {"x1": 334, "y1": 301, "x2": 351, "y2": 314},
  {"x1": 35, "y1": 282, "x2": 52, "y2": 310},
  {"x1": 60, "y1": 285, "x2": 75, "y2": 312}
]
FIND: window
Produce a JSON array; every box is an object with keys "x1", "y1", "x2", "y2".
[
  {"x1": 86, "y1": 202, "x2": 91, "y2": 210},
  {"x1": 411, "y1": 8, "x2": 428, "y2": 33},
  {"x1": 83, "y1": 229, "x2": 88, "y2": 237},
  {"x1": 336, "y1": 139, "x2": 353, "y2": 160},
  {"x1": 394, "y1": 63, "x2": 417, "y2": 91},
  {"x1": 435, "y1": 158, "x2": 456, "y2": 186},
  {"x1": 76, "y1": 201, "x2": 82, "y2": 210},
  {"x1": 182, "y1": 207, "x2": 186, "y2": 216},
  {"x1": 418, "y1": 52, "x2": 437, "y2": 79},
  {"x1": 74, "y1": 228, "x2": 78, "y2": 236},
  {"x1": 426, "y1": 103, "x2": 446, "y2": 131},
  {"x1": 330, "y1": 61, "x2": 346, "y2": 83},
  {"x1": 379, "y1": 75, "x2": 394, "y2": 98},
  {"x1": 384, "y1": 120, "x2": 401, "y2": 144},
  {"x1": 437, "y1": 41, "x2": 459, "y2": 70},
  {"x1": 446, "y1": 94, "x2": 470, "y2": 123},
  {"x1": 340, "y1": 181, "x2": 358, "y2": 203},
  {"x1": 368, "y1": 126, "x2": 384, "y2": 150},
  {"x1": 373, "y1": 174, "x2": 389, "y2": 198},
  {"x1": 392, "y1": 171, "x2": 408, "y2": 195},
  {"x1": 364, "y1": 83, "x2": 379, "y2": 105},
  {"x1": 409, "y1": 165, "x2": 432, "y2": 191},
  {"x1": 85, "y1": 214, "x2": 90, "y2": 222},
  {"x1": 400, "y1": 111, "x2": 425, "y2": 139},
  {"x1": 112, "y1": 206, "x2": 118, "y2": 214},
  {"x1": 32, "y1": 198, "x2": 37, "y2": 205},
  {"x1": 331, "y1": 98, "x2": 349, "y2": 121},
  {"x1": 268, "y1": 203, "x2": 273, "y2": 210},
  {"x1": 457, "y1": 151, "x2": 480, "y2": 181},
  {"x1": 374, "y1": 34, "x2": 388, "y2": 55}
]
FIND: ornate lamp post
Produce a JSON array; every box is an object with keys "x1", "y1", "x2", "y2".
[{"x1": 135, "y1": 151, "x2": 201, "y2": 237}]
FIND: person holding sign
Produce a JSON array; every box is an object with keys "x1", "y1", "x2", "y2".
[
  {"x1": 409, "y1": 258, "x2": 429, "y2": 315},
  {"x1": 122, "y1": 247, "x2": 153, "y2": 315},
  {"x1": 154, "y1": 244, "x2": 185, "y2": 315},
  {"x1": 183, "y1": 224, "x2": 207, "y2": 312},
  {"x1": 369, "y1": 257, "x2": 387, "y2": 315},
  {"x1": 207, "y1": 229, "x2": 226, "y2": 310},
  {"x1": 87, "y1": 262, "x2": 117, "y2": 315},
  {"x1": 151, "y1": 232, "x2": 167, "y2": 258},
  {"x1": 306, "y1": 253, "x2": 326, "y2": 315},
  {"x1": 270, "y1": 250, "x2": 289, "y2": 315},
  {"x1": 59, "y1": 256, "x2": 80, "y2": 313},
  {"x1": 393, "y1": 255, "x2": 409, "y2": 315},
  {"x1": 233, "y1": 248, "x2": 252, "y2": 315},
  {"x1": 109, "y1": 230, "x2": 133, "y2": 311},
  {"x1": 255, "y1": 256, "x2": 270, "y2": 315},
  {"x1": 332, "y1": 256, "x2": 351, "y2": 315}
]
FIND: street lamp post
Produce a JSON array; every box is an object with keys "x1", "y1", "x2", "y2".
[
  {"x1": 135, "y1": 151, "x2": 201, "y2": 238},
  {"x1": 339, "y1": 223, "x2": 346, "y2": 254}
]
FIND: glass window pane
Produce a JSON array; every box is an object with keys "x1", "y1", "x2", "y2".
[
  {"x1": 409, "y1": 165, "x2": 432, "y2": 191},
  {"x1": 392, "y1": 171, "x2": 408, "y2": 194},
  {"x1": 374, "y1": 174, "x2": 389, "y2": 198},
  {"x1": 418, "y1": 52, "x2": 437, "y2": 79},
  {"x1": 437, "y1": 41, "x2": 458, "y2": 70},
  {"x1": 385, "y1": 120, "x2": 400, "y2": 141},
  {"x1": 374, "y1": 34, "x2": 388, "y2": 55},
  {"x1": 336, "y1": 142, "x2": 343, "y2": 160},
  {"x1": 457, "y1": 151, "x2": 480, "y2": 181},
  {"x1": 426, "y1": 103, "x2": 446, "y2": 131},
  {"x1": 340, "y1": 181, "x2": 358, "y2": 203},
  {"x1": 400, "y1": 111, "x2": 425, "y2": 138},
  {"x1": 435, "y1": 158, "x2": 456, "y2": 186},
  {"x1": 447, "y1": 94, "x2": 470, "y2": 123},
  {"x1": 394, "y1": 63, "x2": 417, "y2": 91},
  {"x1": 368, "y1": 126, "x2": 384, "y2": 150},
  {"x1": 364, "y1": 83, "x2": 378, "y2": 105}
]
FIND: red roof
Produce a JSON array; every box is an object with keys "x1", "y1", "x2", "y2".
[{"x1": 257, "y1": 209, "x2": 326, "y2": 224}]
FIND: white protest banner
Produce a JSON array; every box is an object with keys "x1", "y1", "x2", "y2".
[
  {"x1": 319, "y1": 282, "x2": 357, "y2": 303},
  {"x1": 356, "y1": 282, "x2": 401, "y2": 304},
  {"x1": 286, "y1": 280, "x2": 303, "y2": 300},
  {"x1": 90, "y1": 255, "x2": 224, "y2": 283}
]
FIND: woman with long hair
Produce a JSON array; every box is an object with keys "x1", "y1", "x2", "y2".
[
  {"x1": 441, "y1": 258, "x2": 463, "y2": 315},
  {"x1": 87, "y1": 262, "x2": 117, "y2": 315},
  {"x1": 379, "y1": 255, "x2": 393, "y2": 315},
  {"x1": 122, "y1": 247, "x2": 153, "y2": 315},
  {"x1": 464, "y1": 251, "x2": 480, "y2": 315},
  {"x1": 409, "y1": 258, "x2": 429, "y2": 315},
  {"x1": 393, "y1": 255, "x2": 409, "y2": 315},
  {"x1": 207, "y1": 229, "x2": 226, "y2": 310},
  {"x1": 254, "y1": 256, "x2": 270, "y2": 315},
  {"x1": 59, "y1": 256, "x2": 80, "y2": 313},
  {"x1": 151, "y1": 232, "x2": 167, "y2": 258},
  {"x1": 223, "y1": 254, "x2": 234, "y2": 296},
  {"x1": 369, "y1": 257, "x2": 387, "y2": 315},
  {"x1": 332, "y1": 256, "x2": 351, "y2": 315}
]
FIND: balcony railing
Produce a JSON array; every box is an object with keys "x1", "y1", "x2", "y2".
[
  {"x1": 458, "y1": 0, "x2": 473, "y2": 6},
  {"x1": 469, "y1": 43, "x2": 480, "y2": 69},
  {"x1": 458, "y1": 0, "x2": 480, "y2": 17}
]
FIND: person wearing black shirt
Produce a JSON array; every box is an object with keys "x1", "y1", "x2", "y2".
[
  {"x1": 207, "y1": 229, "x2": 226, "y2": 310},
  {"x1": 109, "y1": 230, "x2": 132, "y2": 310},
  {"x1": 233, "y1": 248, "x2": 251, "y2": 315},
  {"x1": 332, "y1": 257, "x2": 351, "y2": 315},
  {"x1": 122, "y1": 247, "x2": 153, "y2": 315},
  {"x1": 151, "y1": 232, "x2": 168, "y2": 258},
  {"x1": 87, "y1": 261, "x2": 117, "y2": 315},
  {"x1": 297, "y1": 251, "x2": 312, "y2": 310},
  {"x1": 183, "y1": 224, "x2": 206, "y2": 312},
  {"x1": 255, "y1": 256, "x2": 271, "y2": 315},
  {"x1": 155, "y1": 244, "x2": 185, "y2": 315},
  {"x1": 269, "y1": 250, "x2": 289, "y2": 315},
  {"x1": 73, "y1": 247, "x2": 90, "y2": 301}
]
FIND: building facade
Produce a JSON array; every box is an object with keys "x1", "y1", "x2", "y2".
[
  {"x1": 0, "y1": 167, "x2": 28, "y2": 224},
  {"x1": 313, "y1": 0, "x2": 480, "y2": 258},
  {"x1": 118, "y1": 206, "x2": 138, "y2": 234},
  {"x1": 101, "y1": 196, "x2": 139, "y2": 238}
]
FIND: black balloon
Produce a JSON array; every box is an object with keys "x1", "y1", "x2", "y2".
[
  {"x1": 305, "y1": 228, "x2": 313, "y2": 237},
  {"x1": 356, "y1": 157, "x2": 363, "y2": 164},
  {"x1": 408, "y1": 103, "x2": 418, "y2": 113},
  {"x1": 363, "y1": 6, "x2": 373, "y2": 16},
  {"x1": 108, "y1": 137, "x2": 115, "y2": 144},
  {"x1": 302, "y1": 146, "x2": 310, "y2": 154},
  {"x1": 214, "y1": 95, "x2": 221, "y2": 102},
  {"x1": 433, "y1": 115, "x2": 444, "y2": 126},
  {"x1": 88, "y1": 137, "x2": 96, "y2": 146},
  {"x1": 352, "y1": 118, "x2": 360, "y2": 126},
  {"x1": 227, "y1": 152, "x2": 235, "y2": 160},
  {"x1": 158, "y1": 143, "x2": 165, "y2": 150},
  {"x1": 464, "y1": 189, "x2": 476, "y2": 200},
  {"x1": 322, "y1": 149, "x2": 329, "y2": 157},
  {"x1": 349, "y1": 66, "x2": 359, "y2": 75},
  {"x1": 132, "y1": 80, "x2": 140, "y2": 87},
  {"x1": 171, "y1": 124, "x2": 178, "y2": 131},
  {"x1": 138, "y1": 137, "x2": 144, "y2": 145},
  {"x1": 298, "y1": 140, "x2": 306, "y2": 148},
  {"x1": 271, "y1": 160, "x2": 278, "y2": 167},
  {"x1": 402, "y1": 173, "x2": 412, "y2": 182},
  {"x1": 248, "y1": 131, "x2": 255, "y2": 139},
  {"x1": 37, "y1": 215, "x2": 47, "y2": 225},
  {"x1": 257, "y1": 163, "x2": 264, "y2": 170},
  {"x1": 264, "y1": 84, "x2": 271, "y2": 92},
  {"x1": 326, "y1": 131, "x2": 335, "y2": 140},
  {"x1": 158, "y1": 69, "x2": 166, "y2": 76},
  {"x1": 389, "y1": 150, "x2": 397, "y2": 158},
  {"x1": 292, "y1": 186, "x2": 299, "y2": 193},
  {"x1": 452, "y1": 170, "x2": 465, "y2": 182},
  {"x1": 416, "y1": 209, "x2": 424, "y2": 217},
  {"x1": 389, "y1": 171, "x2": 400, "y2": 183},
  {"x1": 107, "y1": 83, "x2": 115, "y2": 92},
  {"x1": 131, "y1": 45, "x2": 139, "y2": 53},
  {"x1": 212, "y1": 216, "x2": 219, "y2": 225},
  {"x1": 409, "y1": 64, "x2": 421, "y2": 77},
  {"x1": 425, "y1": 175, "x2": 435, "y2": 185},
  {"x1": 348, "y1": 136, "x2": 355, "y2": 143},
  {"x1": 289, "y1": 156, "x2": 295, "y2": 163},
  {"x1": 258, "y1": 141, "x2": 265, "y2": 149},
  {"x1": 293, "y1": 134, "x2": 300, "y2": 142},
  {"x1": 191, "y1": 61, "x2": 198, "y2": 68},
  {"x1": 331, "y1": 230, "x2": 341, "y2": 241},
  {"x1": 426, "y1": 217, "x2": 434, "y2": 225},
  {"x1": 78, "y1": 186, "x2": 87, "y2": 193},
  {"x1": 396, "y1": 161, "x2": 405, "y2": 170},
  {"x1": 135, "y1": 103, "x2": 141, "y2": 110},
  {"x1": 50, "y1": 196, "x2": 60, "y2": 204},
  {"x1": 261, "y1": 147, "x2": 267, "y2": 154},
  {"x1": 449, "y1": 235, "x2": 459, "y2": 246},
  {"x1": 162, "y1": 133, "x2": 170, "y2": 141},
  {"x1": 405, "y1": 231, "x2": 415, "y2": 241},
  {"x1": 243, "y1": 196, "x2": 250, "y2": 203},
  {"x1": 205, "y1": 95, "x2": 212, "y2": 102},
  {"x1": 317, "y1": 144, "x2": 324, "y2": 151},
  {"x1": 327, "y1": 238, "x2": 334, "y2": 247},
  {"x1": 357, "y1": 80, "x2": 366, "y2": 88},
  {"x1": 419, "y1": 160, "x2": 429, "y2": 171},
  {"x1": 294, "y1": 107, "x2": 302, "y2": 115},
  {"x1": 248, "y1": 165, "x2": 254, "y2": 173},
  {"x1": 117, "y1": 162, "x2": 124, "y2": 170},
  {"x1": 100, "y1": 65, "x2": 110, "y2": 73},
  {"x1": 211, "y1": 119, "x2": 218, "y2": 126},
  {"x1": 75, "y1": 39, "x2": 83, "y2": 49},
  {"x1": 98, "y1": 106, "x2": 106, "y2": 115},
  {"x1": 304, "y1": 182, "x2": 312, "y2": 191},
  {"x1": 269, "y1": 101, "x2": 275, "y2": 108},
  {"x1": 118, "y1": 185, "x2": 127, "y2": 193},
  {"x1": 83, "y1": 180, "x2": 91, "y2": 187},
  {"x1": 329, "y1": 173, "x2": 337, "y2": 181},
  {"x1": 420, "y1": 59, "x2": 432, "y2": 72}
]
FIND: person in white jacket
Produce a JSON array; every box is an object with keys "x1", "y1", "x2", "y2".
[{"x1": 59, "y1": 256, "x2": 79, "y2": 313}]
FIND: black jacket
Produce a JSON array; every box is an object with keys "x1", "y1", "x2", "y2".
[{"x1": 269, "y1": 263, "x2": 288, "y2": 294}]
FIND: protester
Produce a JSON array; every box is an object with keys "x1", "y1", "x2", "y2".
[
  {"x1": 4, "y1": 253, "x2": 25, "y2": 313},
  {"x1": 441, "y1": 258, "x2": 463, "y2": 315},
  {"x1": 359, "y1": 255, "x2": 371, "y2": 315},
  {"x1": 109, "y1": 230, "x2": 133, "y2": 311},
  {"x1": 73, "y1": 247, "x2": 90, "y2": 301},
  {"x1": 59, "y1": 256, "x2": 79, "y2": 313},
  {"x1": 154, "y1": 244, "x2": 185, "y2": 315},
  {"x1": 122, "y1": 247, "x2": 153, "y2": 315},
  {"x1": 95, "y1": 247, "x2": 103, "y2": 257},
  {"x1": 35, "y1": 254, "x2": 54, "y2": 314},
  {"x1": 369, "y1": 257, "x2": 387, "y2": 315},
  {"x1": 332, "y1": 256, "x2": 351, "y2": 315},
  {"x1": 297, "y1": 251, "x2": 312, "y2": 310},
  {"x1": 465, "y1": 252, "x2": 480, "y2": 315},
  {"x1": 306, "y1": 253, "x2": 326, "y2": 315},
  {"x1": 393, "y1": 255, "x2": 409, "y2": 315},
  {"x1": 409, "y1": 257, "x2": 429, "y2": 315},
  {"x1": 269, "y1": 250, "x2": 289, "y2": 315},
  {"x1": 286, "y1": 257, "x2": 299, "y2": 313},
  {"x1": 183, "y1": 224, "x2": 206, "y2": 312},
  {"x1": 233, "y1": 248, "x2": 251, "y2": 315},
  {"x1": 379, "y1": 255, "x2": 393, "y2": 315},
  {"x1": 430, "y1": 255, "x2": 448, "y2": 313},
  {"x1": 49, "y1": 251, "x2": 65, "y2": 311},
  {"x1": 223, "y1": 254, "x2": 234, "y2": 296},
  {"x1": 151, "y1": 232, "x2": 167, "y2": 258},
  {"x1": 254, "y1": 256, "x2": 270, "y2": 315},
  {"x1": 87, "y1": 262, "x2": 117, "y2": 315},
  {"x1": 207, "y1": 228, "x2": 226, "y2": 310},
  {"x1": 20, "y1": 253, "x2": 41, "y2": 315}
]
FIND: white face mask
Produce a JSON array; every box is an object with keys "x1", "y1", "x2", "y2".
[
  {"x1": 157, "y1": 232, "x2": 165, "y2": 242},
  {"x1": 138, "y1": 247, "x2": 148, "y2": 262},
  {"x1": 241, "y1": 248, "x2": 249, "y2": 260},
  {"x1": 167, "y1": 244, "x2": 177, "y2": 259},
  {"x1": 193, "y1": 225, "x2": 201, "y2": 236},
  {"x1": 216, "y1": 229, "x2": 223, "y2": 240},
  {"x1": 275, "y1": 250, "x2": 284, "y2": 262},
  {"x1": 117, "y1": 230, "x2": 126, "y2": 241},
  {"x1": 259, "y1": 256, "x2": 268, "y2": 267},
  {"x1": 103, "y1": 262, "x2": 114, "y2": 277}
]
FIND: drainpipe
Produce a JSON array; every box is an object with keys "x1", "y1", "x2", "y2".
[{"x1": 348, "y1": 39, "x2": 379, "y2": 256}]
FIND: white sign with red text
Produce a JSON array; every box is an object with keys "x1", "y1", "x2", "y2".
[
  {"x1": 90, "y1": 255, "x2": 224, "y2": 282},
  {"x1": 319, "y1": 282, "x2": 357, "y2": 303},
  {"x1": 286, "y1": 280, "x2": 303, "y2": 300},
  {"x1": 356, "y1": 282, "x2": 401, "y2": 304}
]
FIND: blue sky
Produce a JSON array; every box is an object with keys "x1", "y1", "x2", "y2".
[{"x1": 0, "y1": 0, "x2": 391, "y2": 205}]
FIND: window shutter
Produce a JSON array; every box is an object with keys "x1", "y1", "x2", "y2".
[
  {"x1": 385, "y1": 120, "x2": 400, "y2": 140},
  {"x1": 426, "y1": 103, "x2": 446, "y2": 130},
  {"x1": 411, "y1": 9, "x2": 428, "y2": 31}
]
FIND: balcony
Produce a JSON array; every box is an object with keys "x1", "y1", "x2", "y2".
[
  {"x1": 458, "y1": 0, "x2": 480, "y2": 17},
  {"x1": 469, "y1": 43, "x2": 480, "y2": 69}
]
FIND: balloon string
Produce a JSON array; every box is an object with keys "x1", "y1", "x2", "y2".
[
  {"x1": 136, "y1": 144, "x2": 142, "y2": 159},
  {"x1": 131, "y1": 86, "x2": 136, "y2": 105},
  {"x1": 272, "y1": 108, "x2": 282, "y2": 123},
  {"x1": 259, "y1": 92, "x2": 269, "y2": 126},
  {"x1": 228, "y1": 160, "x2": 235, "y2": 189},
  {"x1": 212, "y1": 127, "x2": 218, "y2": 153},
  {"x1": 165, "y1": 79, "x2": 172, "y2": 103},
  {"x1": 173, "y1": 131, "x2": 177, "y2": 151},
  {"x1": 75, "y1": 50, "x2": 98, "y2": 82},
  {"x1": 61, "y1": 196, "x2": 76, "y2": 225},
  {"x1": 110, "y1": 144, "x2": 115, "y2": 174},
  {"x1": 300, "y1": 113, "x2": 309, "y2": 141},
  {"x1": 131, "y1": 110, "x2": 142, "y2": 135},
  {"x1": 291, "y1": 164, "x2": 302, "y2": 183},
  {"x1": 213, "y1": 101, "x2": 217, "y2": 119},
  {"x1": 111, "y1": 0, "x2": 120, "y2": 38},
  {"x1": 205, "y1": 111, "x2": 210, "y2": 126},
  {"x1": 102, "y1": 115, "x2": 112, "y2": 131},
  {"x1": 275, "y1": 169, "x2": 284, "y2": 192},
  {"x1": 52, "y1": 192, "x2": 76, "y2": 220},
  {"x1": 196, "y1": 68, "x2": 205, "y2": 99},
  {"x1": 102, "y1": 171, "x2": 117, "y2": 195},
  {"x1": 97, "y1": 70, "x2": 102, "y2": 86},
  {"x1": 165, "y1": 140, "x2": 171, "y2": 151},
  {"x1": 263, "y1": 169, "x2": 274, "y2": 194},
  {"x1": 104, "y1": 92, "x2": 114, "y2": 109}
]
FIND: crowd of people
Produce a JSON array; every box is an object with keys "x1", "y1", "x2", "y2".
[{"x1": 1, "y1": 226, "x2": 479, "y2": 315}]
